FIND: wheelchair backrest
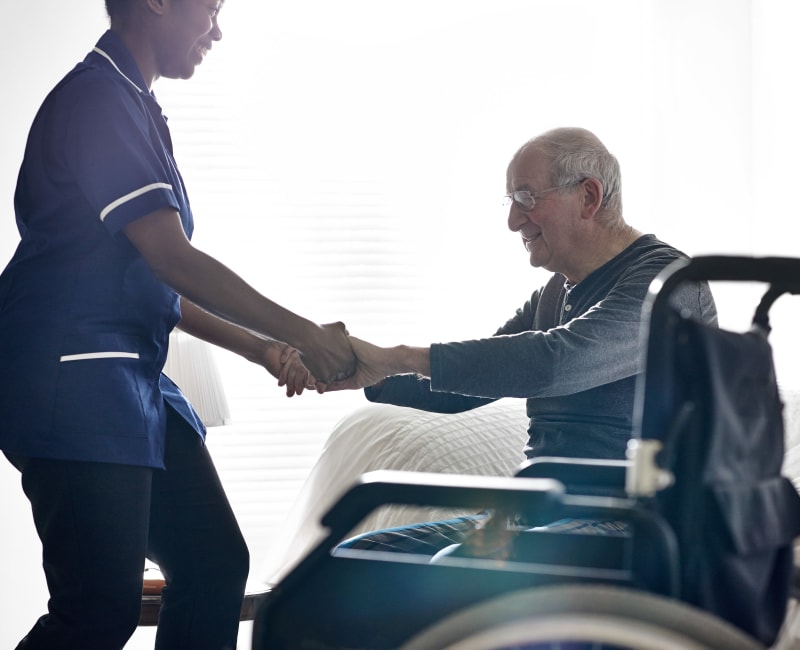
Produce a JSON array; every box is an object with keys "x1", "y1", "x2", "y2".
[{"x1": 632, "y1": 256, "x2": 800, "y2": 646}]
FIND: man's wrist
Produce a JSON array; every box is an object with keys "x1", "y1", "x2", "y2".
[{"x1": 395, "y1": 345, "x2": 431, "y2": 378}]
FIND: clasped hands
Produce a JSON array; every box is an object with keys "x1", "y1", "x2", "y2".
[{"x1": 271, "y1": 326, "x2": 397, "y2": 397}]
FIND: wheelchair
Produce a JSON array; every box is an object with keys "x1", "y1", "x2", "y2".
[{"x1": 252, "y1": 256, "x2": 800, "y2": 650}]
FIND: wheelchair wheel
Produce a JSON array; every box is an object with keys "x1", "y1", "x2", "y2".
[{"x1": 399, "y1": 584, "x2": 765, "y2": 650}]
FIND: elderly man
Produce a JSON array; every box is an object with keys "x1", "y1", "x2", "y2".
[
  {"x1": 323, "y1": 126, "x2": 717, "y2": 554},
  {"x1": 333, "y1": 126, "x2": 716, "y2": 460}
]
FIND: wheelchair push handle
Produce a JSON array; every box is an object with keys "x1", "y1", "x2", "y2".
[{"x1": 645, "y1": 255, "x2": 800, "y2": 324}]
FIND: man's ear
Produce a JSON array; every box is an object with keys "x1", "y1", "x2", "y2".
[{"x1": 580, "y1": 177, "x2": 604, "y2": 219}]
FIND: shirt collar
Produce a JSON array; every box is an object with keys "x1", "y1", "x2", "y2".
[{"x1": 87, "y1": 30, "x2": 151, "y2": 98}]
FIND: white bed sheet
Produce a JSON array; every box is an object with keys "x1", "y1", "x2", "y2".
[{"x1": 260, "y1": 398, "x2": 529, "y2": 583}]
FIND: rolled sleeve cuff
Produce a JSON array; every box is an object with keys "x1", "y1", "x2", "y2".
[{"x1": 101, "y1": 182, "x2": 180, "y2": 234}]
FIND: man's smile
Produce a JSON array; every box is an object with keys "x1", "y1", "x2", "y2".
[{"x1": 522, "y1": 232, "x2": 541, "y2": 250}]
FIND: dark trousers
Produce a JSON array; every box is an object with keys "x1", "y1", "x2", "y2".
[{"x1": 5, "y1": 408, "x2": 249, "y2": 650}]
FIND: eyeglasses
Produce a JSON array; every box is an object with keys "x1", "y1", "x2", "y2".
[{"x1": 502, "y1": 179, "x2": 585, "y2": 211}]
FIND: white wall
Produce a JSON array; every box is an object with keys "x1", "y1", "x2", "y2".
[
  {"x1": 0, "y1": 6, "x2": 110, "y2": 645},
  {"x1": 2, "y1": 1, "x2": 799, "y2": 648}
]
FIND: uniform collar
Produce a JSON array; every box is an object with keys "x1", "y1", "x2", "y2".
[
  {"x1": 88, "y1": 30, "x2": 151, "y2": 98},
  {"x1": 86, "y1": 30, "x2": 172, "y2": 153}
]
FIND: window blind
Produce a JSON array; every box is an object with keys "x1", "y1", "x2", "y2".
[
  {"x1": 159, "y1": 74, "x2": 438, "y2": 568},
  {"x1": 153, "y1": 0, "x2": 658, "y2": 574}
]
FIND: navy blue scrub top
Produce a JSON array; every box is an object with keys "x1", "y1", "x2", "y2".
[{"x1": 0, "y1": 31, "x2": 205, "y2": 468}]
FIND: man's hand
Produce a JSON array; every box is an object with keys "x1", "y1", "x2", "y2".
[{"x1": 321, "y1": 336, "x2": 401, "y2": 391}]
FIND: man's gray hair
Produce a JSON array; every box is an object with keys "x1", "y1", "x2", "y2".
[{"x1": 517, "y1": 127, "x2": 623, "y2": 216}]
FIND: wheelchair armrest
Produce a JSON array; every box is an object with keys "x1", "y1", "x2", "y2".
[
  {"x1": 515, "y1": 457, "x2": 630, "y2": 496},
  {"x1": 319, "y1": 470, "x2": 565, "y2": 539}
]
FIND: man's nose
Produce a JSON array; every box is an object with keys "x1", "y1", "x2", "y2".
[{"x1": 507, "y1": 206, "x2": 525, "y2": 232}]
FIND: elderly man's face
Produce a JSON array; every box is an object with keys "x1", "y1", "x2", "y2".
[{"x1": 506, "y1": 147, "x2": 583, "y2": 280}]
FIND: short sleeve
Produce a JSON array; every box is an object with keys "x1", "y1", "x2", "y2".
[{"x1": 57, "y1": 72, "x2": 181, "y2": 235}]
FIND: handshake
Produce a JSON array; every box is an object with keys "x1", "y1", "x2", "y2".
[{"x1": 268, "y1": 321, "x2": 430, "y2": 397}]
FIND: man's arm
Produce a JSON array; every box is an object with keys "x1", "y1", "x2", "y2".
[
  {"x1": 123, "y1": 208, "x2": 354, "y2": 384},
  {"x1": 329, "y1": 256, "x2": 713, "y2": 401},
  {"x1": 325, "y1": 337, "x2": 497, "y2": 411},
  {"x1": 324, "y1": 291, "x2": 543, "y2": 407},
  {"x1": 324, "y1": 338, "x2": 429, "y2": 389},
  {"x1": 364, "y1": 374, "x2": 496, "y2": 413}
]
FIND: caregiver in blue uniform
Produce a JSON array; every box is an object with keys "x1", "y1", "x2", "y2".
[{"x1": 0, "y1": 1, "x2": 355, "y2": 648}]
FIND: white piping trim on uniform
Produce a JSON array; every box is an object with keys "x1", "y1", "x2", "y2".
[
  {"x1": 92, "y1": 47, "x2": 146, "y2": 95},
  {"x1": 60, "y1": 352, "x2": 140, "y2": 362},
  {"x1": 99, "y1": 182, "x2": 173, "y2": 222}
]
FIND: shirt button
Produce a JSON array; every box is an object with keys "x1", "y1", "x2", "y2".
[{"x1": 564, "y1": 304, "x2": 572, "y2": 312}]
